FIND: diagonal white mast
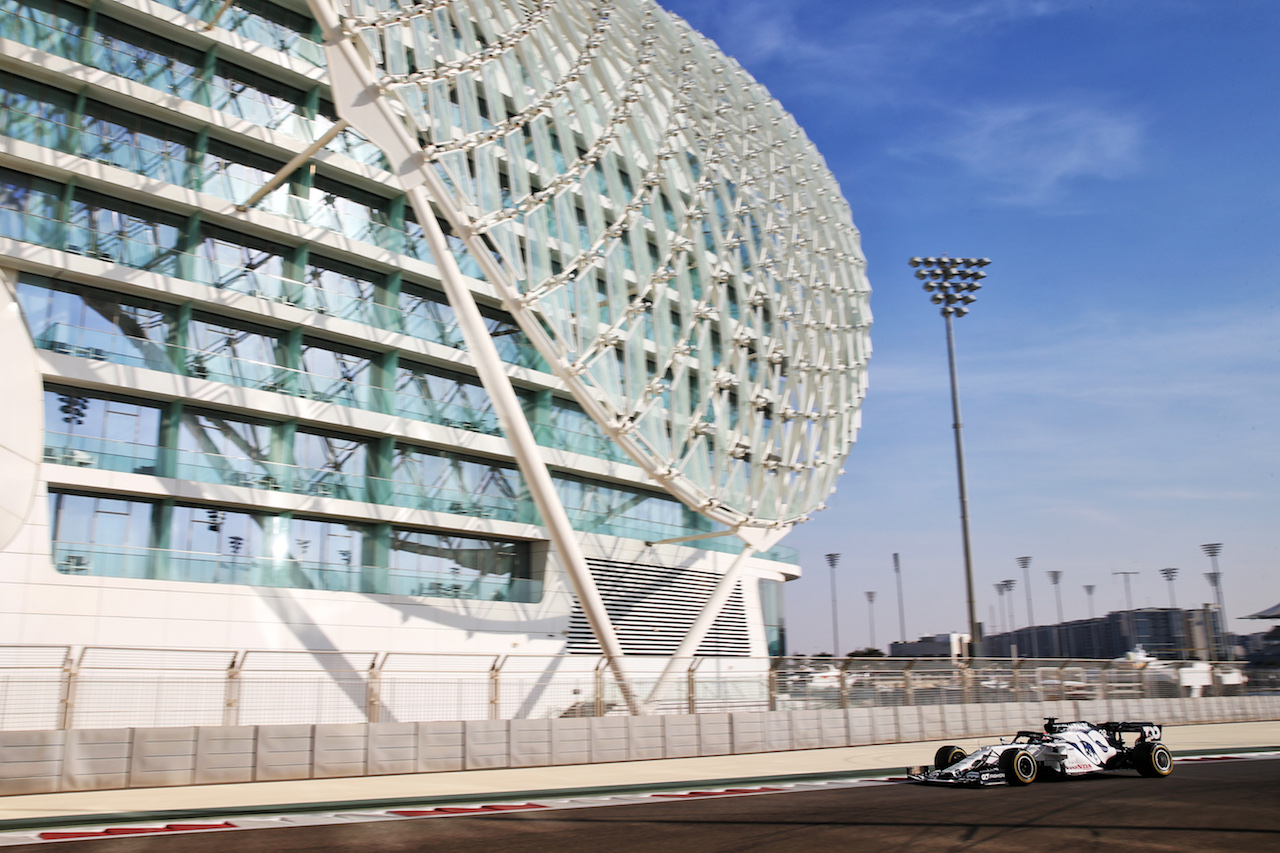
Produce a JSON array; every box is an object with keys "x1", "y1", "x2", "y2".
[{"x1": 305, "y1": 0, "x2": 640, "y2": 713}]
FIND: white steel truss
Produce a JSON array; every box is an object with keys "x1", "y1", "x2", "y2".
[
  {"x1": 317, "y1": 0, "x2": 872, "y2": 534},
  {"x1": 304, "y1": 0, "x2": 872, "y2": 691}
]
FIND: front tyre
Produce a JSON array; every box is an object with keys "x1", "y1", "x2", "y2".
[
  {"x1": 999, "y1": 748, "x2": 1038, "y2": 785},
  {"x1": 1134, "y1": 742, "x2": 1173, "y2": 778},
  {"x1": 934, "y1": 745, "x2": 967, "y2": 770}
]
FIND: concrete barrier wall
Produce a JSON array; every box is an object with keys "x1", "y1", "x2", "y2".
[{"x1": 2, "y1": 695, "x2": 1277, "y2": 796}]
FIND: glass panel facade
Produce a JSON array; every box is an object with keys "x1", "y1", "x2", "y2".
[
  {"x1": 66, "y1": 189, "x2": 184, "y2": 273},
  {"x1": 208, "y1": 59, "x2": 303, "y2": 130},
  {"x1": 194, "y1": 224, "x2": 292, "y2": 296},
  {"x1": 11, "y1": 271, "x2": 800, "y2": 549},
  {"x1": 303, "y1": 255, "x2": 385, "y2": 324},
  {"x1": 81, "y1": 102, "x2": 197, "y2": 188},
  {"x1": 146, "y1": 0, "x2": 322, "y2": 66},
  {"x1": 759, "y1": 580, "x2": 787, "y2": 657},
  {"x1": 0, "y1": 0, "x2": 88, "y2": 57},
  {"x1": 391, "y1": 444, "x2": 524, "y2": 521},
  {"x1": 177, "y1": 410, "x2": 273, "y2": 482},
  {"x1": 43, "y1": 388, "x2": 162, "y2": 473},
  {"x1": 0, "y1": 165, "x2": 61, "y2": 243},
  {"x1": 388, "y1": 531, "x2": 533, "y2": 601},
  {"x1": 394, "y1": 361, "x2": 500, "y2": 434},
  {"x1": 0, "y1": 71, "x2": 400, "y2": 247},
  {"x1": 47, "y1": 488, "x2": 542, "y2": 601},
  {"x1": 200, "y1": 138, "x2": 289, "y2": 207},
  {"x1": 48, "y1": 492, "x2": 154, "y2": 578},
  {"x1": 298, "y1": 339, "x2": 374, "y2": 407},
  {"x1": 285, "y1": 516, "x2": 368, "y2": 592},
  {"x1": 186, "y1": 313, "x2": 285, "y2": 385},
  {"x1": 293, "y1": 431, "x2": 368, "y2": 500},
  {"x1": 17, "y1": 274, "x2": 176, "y2": 371},
  {"x1": 33, "y1": 379, "x2": 790, "y2": 560},
  {"x1": 0, "y1": 71, "x2": 76, "y2": 151},
  {"x1": 92, "y1": 17, "x2": 203, "y2": 100},
  {"x1": 0, "y1": 165, "x2": 544, "y2": 372}
]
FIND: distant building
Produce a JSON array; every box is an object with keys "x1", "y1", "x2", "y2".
[
  {"x1": 983, "y1": 605, "x2": 1228, "y2": 660},
  {"x1": 889, "y1": 633, "x2": 970, "y2": 661}
]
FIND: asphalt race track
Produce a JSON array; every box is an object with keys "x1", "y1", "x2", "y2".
[{"x1": 11, "y1": 758, "x2": 1280, "y2": 852}]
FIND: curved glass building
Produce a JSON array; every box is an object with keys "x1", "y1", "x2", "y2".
[{"x1": 0, "y1": 0, "x2": 870, "y2": 669}]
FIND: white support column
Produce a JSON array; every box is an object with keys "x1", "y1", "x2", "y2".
[
  {"x1": 645, "y1": 526, "x2": 788, "y2": 706},
  {"x1": 403, "y1": 185, "x2": 638, "y2": 714},
  {"x1": 307, "y1": 0, "x2": 639, "y2": 714}
]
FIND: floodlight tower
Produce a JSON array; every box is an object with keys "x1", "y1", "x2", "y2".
[
  {"x1": 893, "y1": 553, "x2": 907, "y2": 643},
  {"x1": 1047, "y1": 570, "x2": 1064, "y2": 657},
  {"x1": 1083, "y1": 584, "x2": 1099, "y2": 658},
  {"x1": 1160, "y1": 567, "x2": 1179, "y2": 608},
  {"x1": 1113, "y1": 571, "x2": 1140, "y2": 650},
  {"x1": 909, "y1": 254, "x2": 990, "y2": 655},
  {"x1": 865, "y1": 591, "x2": 878, "y2": 651},
  {"x1": 1113, "y1": 571, "x2": 1139, "y2": 612},
  {"x1": 826, "y1": 553, "x2": 842, "y2": 657},
  {"x1": 1201, "y1": 543, "x2": 1231, "y2": 661},
  {"x1": 1017, "y1": 557, "x2": 1039, "y2": 656},
  {"x1": 1001, "y1": 579, "x2": 1019, "y2": 656},
  {"x1": 1002, "y1": 579, "x2": 1018, "y2": 631},
  {"x1": 994, "y1": 582, "x2": 1007, "y2": 634}
]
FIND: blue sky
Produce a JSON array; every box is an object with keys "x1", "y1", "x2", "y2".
[{"x1": 657, "y1": 0, "x2": 1280, "y2": 652}]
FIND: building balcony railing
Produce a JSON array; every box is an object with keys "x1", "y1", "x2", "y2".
[
  {"x1": 0, "y1": 108, "x2": 432, "y2": 257},
  {"x1": 51, "y1": 542, "x2": 543, "y2": 602},
  {"x1": 37, "y1": 321, "x2": 469, "y2": 423},
  {"x1": 39, "y1": 432, "x2": 799, "y2": 563},
  {"x1": 33, "y1": 320, "x2": 639, "y2": 468},
  {"x1": 147, "y1": 0, "x2": 325, "y2": 67},
  {"x1": 0, "y1": 1, "x2": 384, "y2": 166},
  {"x1": 0, "y1": 209, "x2": 539, "y2": 366}
]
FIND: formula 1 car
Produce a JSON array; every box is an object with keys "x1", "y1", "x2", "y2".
[{"x1": 908, "y1": 718, "x2": 1173, "y2": 786}]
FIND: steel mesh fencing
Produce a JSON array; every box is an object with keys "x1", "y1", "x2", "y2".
[
  {"x1": 0, "y1": 645, "x2": 1259, "y2": 730},
  {"x1": 0, "y1": 673, "x2": 65, "y2": 731},
  {"x1": 71, "y1": 648, "x2": 235, "y2": 729},
  {"x1": 376, "y1": 653, "x2": 496, "y2": 722},
  {"x1": 0, "y1": 647, "x2": 68, "y2": 731},
  {"x1": 235, "y1": 651, "x2": 376, "y2": 726},
  {"x1": 71, "y1": 676, "x2": 228, "y2": 729},
  {"x1": 495, "y1": 655, "x2": 603, "y2": 720}
]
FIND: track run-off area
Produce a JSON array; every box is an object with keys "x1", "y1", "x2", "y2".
[{"x1": 2, "y1": 753, "x2": 1278, "y2": 852}]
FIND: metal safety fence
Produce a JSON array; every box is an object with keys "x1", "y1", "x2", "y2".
[{"x1": 0, "y1": 645, "x2": 1260, "y2": 732}]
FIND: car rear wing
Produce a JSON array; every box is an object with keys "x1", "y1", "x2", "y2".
[{"x1": 1101, "y1": 722, "x2": 1162, "y2": 743}]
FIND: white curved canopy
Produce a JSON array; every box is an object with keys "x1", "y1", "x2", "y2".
[{"x1": 328, "y1": 0, "x2": 872, "y2": 530}]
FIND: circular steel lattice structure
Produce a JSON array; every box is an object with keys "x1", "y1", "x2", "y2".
[{"x1": 335, "y1": 0, "x2": 872, "y2": 530}]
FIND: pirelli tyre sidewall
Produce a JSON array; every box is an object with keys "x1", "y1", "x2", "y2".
[
  {"x1": 934, "y1": 745, "x2": 967, "y2": 770},
  {"x1": 1135, "y1": 742, "x2": 1174, "y2": 778},
  {"x1": 1000, "y1": 748, "x2": 1038, "y2": 785}
]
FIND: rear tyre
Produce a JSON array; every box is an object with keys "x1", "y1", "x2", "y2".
[
  {"x1": 934, "y1": 745, "x2": 967, "y2": 770},
  {"x1": 1134, "y1": 742, "x2": 1173, "y2": 778},
  {"x1": 999, "y1": 748, "x2": 1038, "y2": 785}
]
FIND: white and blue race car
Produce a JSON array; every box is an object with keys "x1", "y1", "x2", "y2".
[{"x1": 909, "y1": 718, "x2": 1174, "y2": 786}]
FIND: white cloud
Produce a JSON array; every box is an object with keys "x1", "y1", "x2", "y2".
[
  {"x1": 661, "y1": 0, "x2": 1115, "y2": 101},
  {"x1": 922, "y1": 104, "x2": 1145, "y2": 204}
]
